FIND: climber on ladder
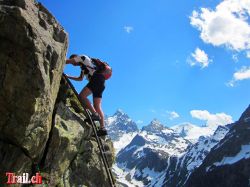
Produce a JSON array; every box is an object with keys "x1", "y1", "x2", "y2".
[{"x1": 65, "y1": 54, "x2": 112, "y2": 136}]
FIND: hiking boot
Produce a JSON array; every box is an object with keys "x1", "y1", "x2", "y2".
[
  {"x1": 92, "y1": 128, "x2": 108, "y2": 137},
  {"x1": 91, "y1": 112, "x2": 101, "y2": 121},
  {"x1": 97, "y1": 128, "x2": 108, "y2": 137}
]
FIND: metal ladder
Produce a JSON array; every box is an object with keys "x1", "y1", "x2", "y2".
[{"x1": 62, "y1": 74, "x2": 116, "y2": 187}]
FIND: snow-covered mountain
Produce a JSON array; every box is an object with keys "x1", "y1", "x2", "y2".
[
  {"x1": 106, "y1": 109, "x2": 138, "y2": 135},
  {"x1": 171, "y1": 122, "x2": 225, "y2": 143},
  {"x1": 141, "y1": 119, "x2": 166, "y2": 133},
  {"x1": 186, "y1": 105, "x2": 250, "y2": 187},
  {"x1": 115, "y1": 119, "x2": 191, "y2": 186},
  {"x1": 105, "y1": 109, "x2": 139, "y2": 153},
  {"x1": 108, "y1": 105, "x2": 250, "y2": 187},
  {"x1": 164, "y1": 125, "x2": 229, "y2": 187},
  {"x1": 112, "y1": 117, "x2": 233, "y2": 187}
]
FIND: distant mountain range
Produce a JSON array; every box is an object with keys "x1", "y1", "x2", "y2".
[
  {"x1": 171, "y1": 122, "x2": 218, "y2": 143},
  {"x1": 106, "y1": 105, "x2": 250, "y2": 187},
  {"x1": 105, "y1": 109, "x2": 139, "y2": 153},
  {"x1": 186, "y1": 105, "x2": 250, "y2": 187}
]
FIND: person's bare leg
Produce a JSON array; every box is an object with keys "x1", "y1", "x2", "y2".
[
  {"x1": 79, "y1": 87, "x2": 96, "y2": 114},
  {"x1": 93, "y1": 97, "x2": 104, "y2": 128}
]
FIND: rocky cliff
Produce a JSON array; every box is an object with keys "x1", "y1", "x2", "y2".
[
  {"x1": 186, "y1": 105, "x2": 250, "y2": 187},
  {"x1": 0, "y1": 0, "x2": 115, "y2": 186}
]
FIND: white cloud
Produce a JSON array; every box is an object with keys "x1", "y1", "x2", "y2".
[
  {"x1": 136, "y1": 120, "x2": 143, "y2": 124},
  {"x1": 188, "y1": 48, "x2": 212, "y2": 68},
  {"x1": 234, "y1": 66, "x2": 250, "y2": 80},
  {"x1": 124, "y1": 26, "x2": 134, "y2": 33},
  {"x1": 227, "y1": 66, "x2": 250, "y2": 87},
  {"x1": 232, "y1": 54, "x2": 239, "y2": 62},
  {"x1": 190, "y1": 110, "x2": 233, "y2": 129},
  {"x1": 167, "y1": 111, "x2": 180, "y2": 120},
  {"x1": 226, "y1": 80, "x2": 235, "y2": 87},
  {"x1": 190, "y1": 0, "x2": 250, "y2": 57},
  {"x1": 247, "y1": 51, "x2": 250, "y2": 58}
]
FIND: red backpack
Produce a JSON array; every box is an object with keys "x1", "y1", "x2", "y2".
[{"x1": 91, "y1": 58, "x2": 112, "y2": 80}]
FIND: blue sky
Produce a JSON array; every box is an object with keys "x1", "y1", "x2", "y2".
[{"x1": 38, "y1": 0, "x2": 250, "y2": 128}]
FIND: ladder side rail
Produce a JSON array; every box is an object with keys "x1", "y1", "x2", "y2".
[{"x1": 62, "y1": 74, "x2": 115, "y2": 187}]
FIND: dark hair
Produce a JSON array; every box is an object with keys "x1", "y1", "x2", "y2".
[
  {"x1": 91, "y1": 58, "x2": 101, "y2": 63},
  {"x1": 69, "y1": 54, "x2": 78, "y2": 59},
  {"x1": 91, "y1": 58, "x2": 97, "y2": 62}
]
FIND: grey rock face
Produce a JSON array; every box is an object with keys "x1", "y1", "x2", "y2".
[
  {"x1": 0, "y1": 0, "x2": 115, "y2": 186},
  {"x1": 0, "y1": 0, "x2": 68, "y2": 160},
  {"x1": 41, "y1": 82, "x2": 115, "y2": 186}
]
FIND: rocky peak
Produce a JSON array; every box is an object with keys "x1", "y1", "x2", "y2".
[
  {"x1": 164, "y1": 124, "x2": 230, "y2": 187},
  {"x1": 106, "y1": 110, "x2": 138, "y2": 132},
  {"x1": 111, "y1": 109, "x2": 132, "y2": 123},
  {"x1": 105, "y1": 110, "x2": 138, "y2": 144},
  {"x1": 186, "y1": 104, "x2": 250, "y2": 187},
  {"x1": 114, "y1": 109, "x2": 126, "y2": 116},
  {"x1": 142, "y1": 119, "x2": 166, "y2": 133},
  {"x1": 239, "y1": 104, "x2": 250, "y2": 122}
]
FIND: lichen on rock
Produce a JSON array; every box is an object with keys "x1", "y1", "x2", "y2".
[
  {"x1": 0, "y1": 0, "x2": 115, "y2": 186},
  {"x1": 0, "y1": 0, "x2": 68, "y2": 160}
]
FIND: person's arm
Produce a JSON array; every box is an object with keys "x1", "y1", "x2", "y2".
[
  {"x1": 65, "y1": 71, "x2": 84, "y2": 81},
  {"x1": 65, "y1": 56, "x2": 84, "y2": 81}
]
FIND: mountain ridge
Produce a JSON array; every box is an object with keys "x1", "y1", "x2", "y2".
[
  {"x1": 186, "y1": 105, "x2": 250, "y2": 187},
  {"x1": 108, "y1": 106, "x2": 250, "y2": 187}
]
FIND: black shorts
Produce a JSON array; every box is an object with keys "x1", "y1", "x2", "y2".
[{"x1": 86, "y1": 73, "x2": 105, "y2": 98}]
